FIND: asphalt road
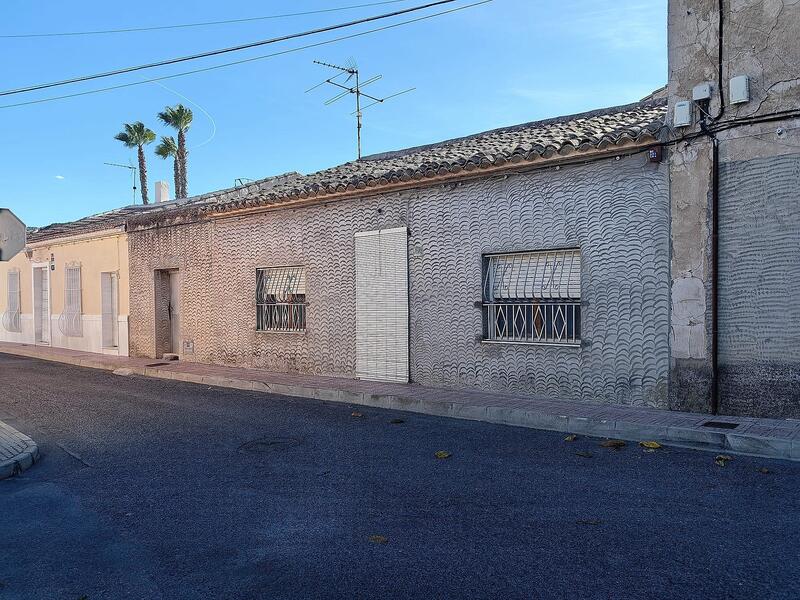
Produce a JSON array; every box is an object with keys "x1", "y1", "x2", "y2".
[{"x1": 0, "y1": 354, "x2": 798, "y2": 600}]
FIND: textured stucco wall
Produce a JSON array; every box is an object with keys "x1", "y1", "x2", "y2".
[
  {"x1": 129, "y1": 154, "x2": 671, "y2": 407},
  {"x1": 717, "y1": 153, "x2": 800, "y2": 417},
  {"x1": 667, "y1": 0, "x2": 800, "y2": 415}
]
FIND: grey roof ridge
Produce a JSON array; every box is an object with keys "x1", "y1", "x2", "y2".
[
  {"x1": 26, "y1": 171, "x2": 302, "y2": 242},
  {"x1": 179, "y1": 171, "x2": 303, "y2": 206},
  {"x1": 27, "y1": 202, "x2": 163, "y2": 234}
]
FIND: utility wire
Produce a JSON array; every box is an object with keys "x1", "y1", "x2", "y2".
[
  {"x1": 0, "y1": 0, "x2": 491, "y2": 110},
  {"x1": 0, "y1": 0, "x2": 458, "y2": 98},
  {"x1": 0, "y1": 0, "x2": 412, "y2": 38}
]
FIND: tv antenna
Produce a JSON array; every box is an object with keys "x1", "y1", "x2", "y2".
[
  {"x1": 306, "y1": 59, "x2": 415, "y2": 159},
  {"x1": 104, "y1": 161, "x2": 138, "y2": 204}
]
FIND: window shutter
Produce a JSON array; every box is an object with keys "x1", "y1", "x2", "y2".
[
  {"x1": 486, "y1": 249, "x2": 581, "y2": 301},
  {"x1": 61, "y1": 265, "x2": 83, "y2": 337},
  {"x1": 3, "y1": 271, "x2": 21, "y2": 332}
]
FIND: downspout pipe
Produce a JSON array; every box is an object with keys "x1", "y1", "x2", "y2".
[
  {"x1": 710, "y1": 0, "x2": 725, "y2": 415},
  {"x1": 710, "y1": 136, "x2": 720, "y2": 415}
]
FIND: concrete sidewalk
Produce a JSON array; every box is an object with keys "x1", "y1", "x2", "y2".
[
  {"x1": 1, "y1": 341, "x2": 799, "y2": 462},
  {"x1": 0, "y1": 418, "x2": 39, "y2": 480}
]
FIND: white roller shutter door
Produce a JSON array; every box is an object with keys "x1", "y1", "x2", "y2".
[
  {"x1": 33, "y1": 267, "x2": 50, "y2": 344},
  {"x1": 355, "y1": 227, "x2": 409, "y2": 382},
  {"x1": 101, "y1": 272, "x2": 119, "y2": 348}
]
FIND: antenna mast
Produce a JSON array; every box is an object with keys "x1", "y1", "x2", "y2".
[
  {"x1": 307, "y1": 59, "x2": 415, "y2": 160},
  {"x1": 104, "y1": 162, "x2": 138, "y2": 203}
]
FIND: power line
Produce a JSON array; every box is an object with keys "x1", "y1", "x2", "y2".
[
  {"x1": 0, "y1": 1, "x2": 492, "y2": 110},
  {"x1": 0, "y1": 0, "x2": 458, "y2": 98},
  {"x1": 0, "y1": 0, "x2": 412, "y2": 39}
]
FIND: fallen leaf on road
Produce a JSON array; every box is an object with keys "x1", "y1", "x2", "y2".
[
  {"x1": 368, "y1": 535, "x2": 388, "y2": 544},
  {"x1": 575, "y1": 451, "x2": 593, "y2": 458},
  {"x1": 639, "y1": 441, "x2": 662, "y2": 449},
  {"x1": 351, "y1": 411, "x2": 363, "y2": 418},
  {"x1": 435, "y1": 450, "x2": 452, "y2": 459},
  {"x1": 390, "y1": 418, "x2": 405, "y2": 425},
  {"x1": 715, "y1": 454, "x2": 733, "y2": 466},
  {"x1": 758, "y1": 467, "x2": 772, "y2": 474},
  {"x1": 600, "y1": 440, "x2": 626, "y2": 449},
  {"x1": 564, "y1": 434, "x2": 578, "y2": 442}
]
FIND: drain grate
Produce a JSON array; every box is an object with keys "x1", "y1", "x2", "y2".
[
  {"x1": 238, "y1": 437, "x2": 301, "y2": 453},
  {"x1": 701, "y1": 421, "x2": 739, "y2": 430}
]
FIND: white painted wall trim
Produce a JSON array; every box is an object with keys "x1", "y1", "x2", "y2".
[{"x1": 0, "y1": 313, "x2": 129, "y2": 356}]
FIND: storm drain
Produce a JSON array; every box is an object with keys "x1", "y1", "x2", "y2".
[
  {"x1": 238, "y1": 437, "x2": 302, "y2": 453},
  {"x1": 701, "y1": 421, "x2": 740, "y2": 430}
]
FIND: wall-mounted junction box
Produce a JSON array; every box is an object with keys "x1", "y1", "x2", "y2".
[
  {"x1": 674, "y1": 101, "x2": 693, "y2": 127},
  {"x1": 730, "y1": 75, "x2": 750, "y2": 104},
  {"x1": 692, "y1": 82, "x2": 713, "y2": 101}
]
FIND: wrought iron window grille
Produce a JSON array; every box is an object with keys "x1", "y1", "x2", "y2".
[
  {"x1": 256, "y1": 266, "x2": 307, "y2": 333},
  {"x1": 482, "y1": 249, "x2": 581, "y2": 345},
  {"x1": 59, "y1": 264, "x2": 83, "y2": 337}
]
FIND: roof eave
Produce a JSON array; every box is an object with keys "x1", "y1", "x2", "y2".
[
  {"x1": 201, "y1": 134, "x2": 661, "y2": 222},
  {"x1": 26, "y1": 224, "x2": 127, "y2": 247}
]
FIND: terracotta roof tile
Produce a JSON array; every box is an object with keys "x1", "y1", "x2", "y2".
[{"x1": 180, "y1": 98, "x2": 666, "y2": 217}]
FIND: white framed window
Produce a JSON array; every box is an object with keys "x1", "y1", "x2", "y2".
[
  {"x1": 2, "y1": 270, "x2": 21, "y2": 332},
  {"x1": 482, "y1": 249, "x2": 581, "y2": 345},
  {"x1": 60, "y1": 263, "x2": 83, "y2": 337},
  {"x1": 256, "y1": 266, "x2": 306, "y2": 332}
]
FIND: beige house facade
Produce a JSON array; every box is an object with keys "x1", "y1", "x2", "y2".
[{"x1": 0, "y1": 205, "x2": 168, "y2": 356}]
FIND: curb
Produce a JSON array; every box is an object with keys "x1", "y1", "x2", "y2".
[
  {"x1": 1, "y1": 347, "x2": 798, "y2": 463},
  {"x1": 0, "y1": 421, "x2": 40, "y2": 480},
  {"x1": 125, "y1": 365, "x2": 800, "y2": 462}
]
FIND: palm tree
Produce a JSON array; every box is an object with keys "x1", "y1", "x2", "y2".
[
  {"x1": 114, "y1": 122, "x2": 156, "y2": 205},
  {"x1": 157, "y1": 104, "x2": 193, "y2": 198},
  {"x1": 154, "y1": 135, "x2": 180, "y2": 201}
]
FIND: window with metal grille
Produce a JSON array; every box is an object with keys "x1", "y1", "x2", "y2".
[
  {"x1": 2, "y1": 270, "x2": 21, "y2": 332},
  {"x1": 482, "y1": 249, "x2": 581, "y2": 345},
  {"x1": 256, "y1": 266, "x2": 306, "y2": 332},
  {"x1": 60, "y1": 264, "x2": 83, "y2": 337}
]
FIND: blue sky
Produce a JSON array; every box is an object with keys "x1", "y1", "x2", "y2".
[{"x1": 0, "y1": 0, "x2": 666, "y2": 227}]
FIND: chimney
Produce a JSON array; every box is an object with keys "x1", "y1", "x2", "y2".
[{"x1": 155, "y1": 180, "x2": 170, "y2": 203}]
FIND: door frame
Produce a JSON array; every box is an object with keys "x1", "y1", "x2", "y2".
[
  {"x1": 31, "y1": 262, "x2": 51, "y2": 346},
  {"x1": 168, "y1": 270, "x2": 181, "y2": 356},
  {"x1": 153, "y1": 268, "x2": 180, "y2": 358}
]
